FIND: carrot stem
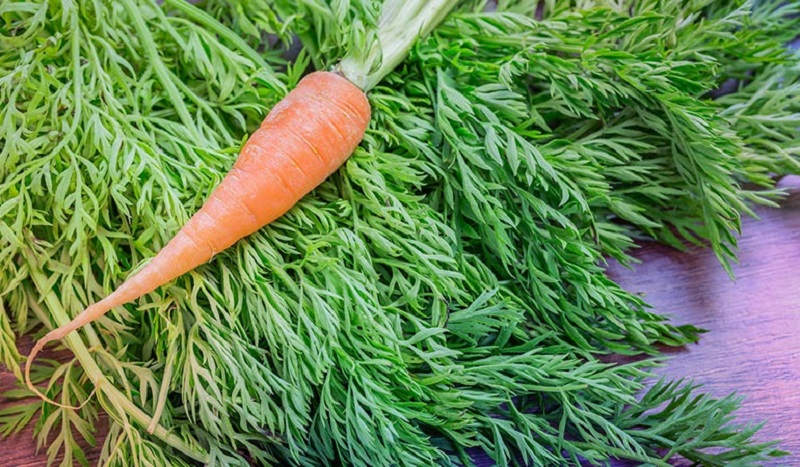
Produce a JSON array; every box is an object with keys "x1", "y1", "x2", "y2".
[
  {"x1": 338, "y1": 0, "x2": 460, "y2": 90},
  {"x1": 147, "y1": 337, "x2": 177, "y2": 434},
  {"x1": 120, "y1": 0, "x2": 198, "y2": 138}
]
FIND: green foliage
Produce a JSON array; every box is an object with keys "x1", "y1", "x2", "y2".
[{"x1": 1, "y1": 0, "x2": 798, "y2": 465}]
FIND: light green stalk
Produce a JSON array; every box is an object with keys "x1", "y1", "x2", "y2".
[
  {"x1": 338, "y1": 0, "x2": 460, "y2": 90},
  {"x1": 119, "y1": 0, "x2": 199, "y2": 139}
]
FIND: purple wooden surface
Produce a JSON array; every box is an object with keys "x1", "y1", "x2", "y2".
[{"x1": 604, "y1": 176, "x2": 800, "y2": 467}]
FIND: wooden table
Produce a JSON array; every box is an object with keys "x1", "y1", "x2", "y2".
[
  {"x1": 606, "y1": 177, "x2": 800, "y2": 465},
  {"x1": 3, "y1": 179, "x2": 799, "y2": 465}
]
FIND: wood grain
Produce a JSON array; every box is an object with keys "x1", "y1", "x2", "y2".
[
  {"x1": 606, "y1": 176, "x2": 800, "y2": 465},
  {"x1": 2, "y1": 180, "x2": 799, "y2": 465}
]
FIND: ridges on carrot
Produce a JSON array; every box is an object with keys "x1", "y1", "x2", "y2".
[{"x1": 25, "y1": 71, "x2": 371, "y2": 405}]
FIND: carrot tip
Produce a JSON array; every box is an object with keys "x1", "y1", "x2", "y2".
[{"x1": 25, "y1": 336, "x2": 97, "y2": 411}]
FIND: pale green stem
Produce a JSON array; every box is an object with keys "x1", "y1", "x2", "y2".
[
  {"x1": 337, "y1": 0, "x2": 460, "y2": 91},
  {"x1": 119, "y1": 0, "x2": 198, "y2": 138},
  {"x1": 147, "y1": 337, "x2": 177, "y2": 434}
]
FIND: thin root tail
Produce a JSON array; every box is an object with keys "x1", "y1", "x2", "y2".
[{"x1": 25, "y1": 334, "x2": 97, "y2": 410}]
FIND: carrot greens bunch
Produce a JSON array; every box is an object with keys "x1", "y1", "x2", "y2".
[{"x1": 1, "y1": 0, "x2": 799, "y2": 466}]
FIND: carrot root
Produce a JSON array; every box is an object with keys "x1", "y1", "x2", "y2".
[
  {"x1": 24, "y1": 71, "x2": 371, "y2": 405},
  {"x1": 25, "y1": 335, "x2": 98, "y2": 410}
]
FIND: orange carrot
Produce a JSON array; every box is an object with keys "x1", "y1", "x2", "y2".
[{"x1": 25, "y1": 71, "x2": 371, "y2": 402}]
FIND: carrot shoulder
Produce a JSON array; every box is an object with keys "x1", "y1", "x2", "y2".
[{"x1": 25, "y1": 71, "x2": 371, "y2": 402}]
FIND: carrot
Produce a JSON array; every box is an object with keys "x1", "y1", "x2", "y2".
[{"x1": 25, "y1": 71, "x2": 371, "y2": 403}]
